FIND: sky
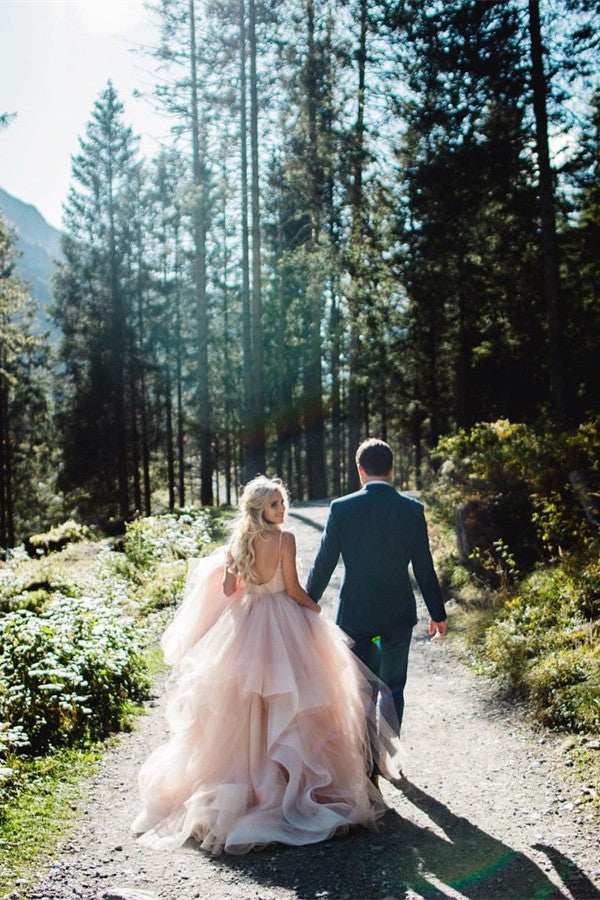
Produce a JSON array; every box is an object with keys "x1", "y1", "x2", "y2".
[{"x1": 0, "y1": 0, "x2": 169, "y2": 230}]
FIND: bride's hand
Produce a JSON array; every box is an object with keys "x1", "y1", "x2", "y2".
[
  {"x1": 223, "y1": 550, "x2": 238, "y2": 595},
  {"x1": 428, "y1": 619, "x2": 447, "y2": 640}
]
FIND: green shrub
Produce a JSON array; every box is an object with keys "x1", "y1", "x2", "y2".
[
  {"x1": 528, "y1": 647, "x2": 600, "y2": 732},
  {"x1": 470, "y1": 554, "x2": 600, "y2": 733},
  {"x1": 140, "y1": 563, "x2": 186, "y2": 613},
  {"x1": 431, "y1": 417, "x2": 600, "y2": 575},
  {"x1": 5, "y1": 588, "x2": 50, "y2": 614},
  {"x1": 0, "y1": 552, "x2": 77, "y2": 615},
  {"x1": 0, "y1": 596, "x2": 149, "y2": 757},
  {"x1": 27, "y1": 520, "x2": 92, "y2": 557},
  {"x1": 0, "y1": 508, "x2": 228, "y2": 765},
  {"x1": 429, "y1": 418, "x2": 599, "y2": 736},
  {"x1": 124, "y1": 508, "x2": 217, "y2": 574},
  {"x1": 569, "y1": 555, "x2": 600, "y2": 621}
]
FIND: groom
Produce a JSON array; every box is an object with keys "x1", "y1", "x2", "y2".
[{"x1": 306, "y1": 438, "x2": 447, "y2": 735}]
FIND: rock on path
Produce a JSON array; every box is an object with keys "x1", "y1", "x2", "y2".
[{"x1": 14, "y1": 502, "x2": 600, "y2": 900}]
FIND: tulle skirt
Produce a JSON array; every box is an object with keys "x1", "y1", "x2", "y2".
[{"x1": 132, "y1": 550, "x2": 403, "y2": 855}]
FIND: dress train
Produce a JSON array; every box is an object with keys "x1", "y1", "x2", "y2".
[{"x1": 132, "y1": 548, "x2": 403, "y2": 855}]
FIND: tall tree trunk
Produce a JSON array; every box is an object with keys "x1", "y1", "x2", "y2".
[
  {"x1": 286, "y1": 436, "x2": 293, "y2": 494},
  {"x1": 378, "y1": 330, "x2": 389, "y2": 442},
  {"x1": 240, "y1": 0, "x2": 255, "y2": 483},
  {"x1": 221, "y1": 157, "x2": 234, "y2": 507},
  {"x1": 427, "y1": 296, "x2": 440, "y2": 446},
  {"x1": 456, "y1": 288, "x2": 469, "y2": 428},
  {"x1": 527, "y1": 0, "x2": 568, "y2": 425},
  {"x1": 0, "y1": 375, "x2": 12, "y2": 550},
  {"x1": 176, "y1": 377, "x2": 185, "y2": 506},
  {"x1": 135, "y1": 268, "x2": 151, "y2": 516},
  {"x1": 190, "y1": 0, "x2": 214, "y2": 504},
  {"x1": 303, "y1": 0, "x2": 327, "y2": 499},
  {"x1": 233, "y1": 435, "x2": 240, "y2": 503},
  {"x1": 275, "y1": 199, "x2": 286, "y2": 480},
  {"x1": 166, "y1": 370, "x2": 176, "y2": 511},
  {"x1": 293, "y1": 430, "x2": 304, "y2": 501},
  {"x1": 214, "y1": 438, "x2": 220, "y2": 504},
  {"x1": 128, "y1": 333, "x2": 142, "y2": 513},
  {"x1": 4, "y1": 398, "x2": 14, "y2": 549},
  {"x1": 326, "y1": 110, "x2": 341, "y2": 497},
  {"x1": 224, "y1": 435, "x2": 232, "y2": 506},
  {"x1": 174, "y1": 243, "x2": 186, "y2": 507},
  {"x1": 330, "y1": 290, "x2": 342, "y2": 497},
  {"x1": 139, "y1": 369, "x2": 151, "y2": 516},
  {"x1": 108, "y1": 174, "x2": 129, "y2": 517},
  {"x1": 413, "y1": 409, "x2": 423, "y2": 491},
  {"x1": 346, "y1": 0, "x2": 368, "y2": 492},
  {"x1": 248, "y1": 0, "x2": 266, "y2": 475}
]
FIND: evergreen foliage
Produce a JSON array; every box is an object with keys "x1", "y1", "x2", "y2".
[
  {"x1": 1, "y1": 0, "x2": 598, "y2": 543},
  {"x1": 0, "y1": 214, "x2": 55, "y2": 550},
  {"x1": 429, "y1": 416, "x2": 600, "y2": 734},
  {"x1": 0, "y1": 508, "x2": 224, "y2": 765},
  {"x1": 53, "y1": 83, "x2": 142, "y2": 520}
]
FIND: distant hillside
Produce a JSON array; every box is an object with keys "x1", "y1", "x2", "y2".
[{"x1": 0, "y1": 186, "x2": 62, "y2": 339}]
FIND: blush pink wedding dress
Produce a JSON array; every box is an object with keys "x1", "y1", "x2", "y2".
[{"x1": 131, "y1": 546, "x2": 403, "y2": 855}]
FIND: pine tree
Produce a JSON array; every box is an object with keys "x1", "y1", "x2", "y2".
[
  {"x1": 562, "y1": 90, "x2": 600, "y2": 415},
  {"x1": 148, "y1": 149, "x2": 191, "y2": 509},
  {"x1": 527, "y1": 0, "x2": 569, "y2": 424},
  {"x1": 54, "y1": 82, "x2": 141, "y2": 518},
  {"x1": 148, "y1": 0, "x2": 214, "y2": 503},
  {"x1": 0, "y1": 213, "x2": 52, "y2": 549},
  {"x1": 392, "y1": 0, "x2": 545, "y2": 452}
]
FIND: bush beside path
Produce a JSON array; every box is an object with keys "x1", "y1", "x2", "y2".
[{"x1": 8, "y1": 502, "x2": 600, "y2": 900}]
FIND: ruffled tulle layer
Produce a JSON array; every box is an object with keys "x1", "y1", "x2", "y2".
[{"x1": 132, "y1": 551, "x2": 402, "y2": 855}]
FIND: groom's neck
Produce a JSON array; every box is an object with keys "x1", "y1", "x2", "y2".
[{"x1": 358, "y1": 468, "x2": 393, "y2": 486}]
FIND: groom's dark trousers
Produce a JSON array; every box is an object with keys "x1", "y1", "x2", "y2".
[{"x1": 306, "y1": 483, "x2": 446, "y2": 733}]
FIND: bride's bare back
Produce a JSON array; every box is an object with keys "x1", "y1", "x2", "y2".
[
  {"x1": 224, "y1": 528, "x2": 319, "y2": 613},
  {"x1": 222, "y1": 479, "x2": 320, "y2": 615},
  {"x1": 251, "y1": 531, "x2": 282, "y2": 585}
]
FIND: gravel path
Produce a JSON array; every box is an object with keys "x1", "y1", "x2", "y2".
[{"x1": 14, "y1": 502, "x2": 600, "y2": 900}]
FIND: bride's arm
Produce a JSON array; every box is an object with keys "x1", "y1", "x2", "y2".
[
  {"x1": 222, "y1": 549, "x2": 239, "y2": 596},
  {"x1": 281, "y1": 532, "x2": 321, "y2": 613}
]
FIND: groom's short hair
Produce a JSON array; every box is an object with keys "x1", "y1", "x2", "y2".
[{"x1": 356, "y1": 439, "x2": 393, "y2": 476}]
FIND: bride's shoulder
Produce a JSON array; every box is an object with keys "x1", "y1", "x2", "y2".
[{"x1": 281, "y1": 529, "x2": 296, "y2": 549}]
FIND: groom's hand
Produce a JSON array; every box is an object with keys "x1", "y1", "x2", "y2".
[{"x1": 428, "y1": 619, "x2": 447, "y2": 641}]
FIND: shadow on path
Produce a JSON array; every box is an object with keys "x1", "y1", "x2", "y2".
[
  {"x1": 288, "y1": 510, "x2": 326, "y2": 533},
  {"x1": 207, "y1": 780, "x2": 596, "y2": 899},
  {"x1": 532, "y1": 844, "x2": 600, "y2": 900}
]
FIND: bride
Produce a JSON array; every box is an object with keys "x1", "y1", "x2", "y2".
[{"x1": 132, "y1": 476, "x2": 402, "y2": 855}]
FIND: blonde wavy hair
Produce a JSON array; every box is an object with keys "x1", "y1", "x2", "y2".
[{"x1": 229, "y1": 476, "x2": 289, "y2": 583}]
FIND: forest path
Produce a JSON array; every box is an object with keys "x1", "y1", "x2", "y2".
[{"x1": 18, "y1": 501, "x2": 600, "y2": 900}]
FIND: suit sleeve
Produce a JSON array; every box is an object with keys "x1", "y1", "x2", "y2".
[
  {"x1": 306, "y1": 506, "x2": 341, "y2": 601},
  {"x1": 411, "y1": 506, "x2": 446, "y2": 622}
]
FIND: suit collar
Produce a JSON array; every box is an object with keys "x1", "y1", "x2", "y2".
[{"x1": 362, "y1": 481, "x2": 394, "y2": 491}]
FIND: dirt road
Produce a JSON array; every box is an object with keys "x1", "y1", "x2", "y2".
[{"x1": 16, "y1": 502, "x2": 600, "y2": 900}]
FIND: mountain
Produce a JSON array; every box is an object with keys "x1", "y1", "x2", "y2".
[{"x1": 0, "y1": 186, "x2": 62, "y2": 339}]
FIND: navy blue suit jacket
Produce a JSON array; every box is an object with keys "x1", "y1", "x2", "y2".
[{"x1": 306, "y1": 483, "x2": 446, "y2": 636}]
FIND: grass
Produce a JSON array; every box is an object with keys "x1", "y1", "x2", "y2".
[
  {"x1": 142, "y1": 642, "x2": 169, "y2": 683},
  {"x1": 0, "y1": 745, "x2": 103, "y2": 897},
  {"x1": 427, "y1": 510, "x2": 600, "y2": 807},
  {"x1": 0, "y1": 644, "x2": 169, "y2": 898},
  {"x1": 0, "y1": 507, "x2": 230, "y2": 897},
  {"x1": 567, "y1": 739, "x2": 600, "y2": 806}
]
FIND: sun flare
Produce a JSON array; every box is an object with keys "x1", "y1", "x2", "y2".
[{"x1": 69, "y1": 0, "x2": 147, "y2": 36}]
